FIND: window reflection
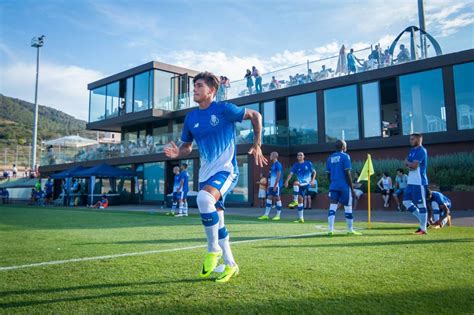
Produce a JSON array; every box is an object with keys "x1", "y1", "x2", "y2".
[
  {"x1": 226, "y1": 155, "x2": 248, "y2": 202},
  {"x1": 288, "y1": 93, "x2": 317, "y2": 145},
  {"x1": 362, "y1": 82, "x2": 382, "y2": 138},
  {"x1": 89, "y1": 86, "x2": 106, "y2": 122},
  {"x1": 134, "y1": 71, "x2": 150, "y2": 112},
  {"x1": 324, "y1": 85, "x2": 359, "y2": 141},
  {"x1": 454, "y1": 62, "x2": 474, "y2": 130},
  {"x1": 106, "y1": 82, "x2": 120, "y2": 118},
  {"x1": 400, "y1": 69, "x2": 446, "y2": 135}
]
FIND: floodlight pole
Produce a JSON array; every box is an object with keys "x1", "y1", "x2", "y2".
[
  {"x1": 31, "y1": 35, "x2": 45, "y2": 171},
  {"x1": 418, "y1": 0, "x2": 427, "y2": 58}
]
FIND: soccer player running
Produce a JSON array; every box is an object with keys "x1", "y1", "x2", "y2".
[
  {"x1": 258, "y1": 152, "x2": 283, "y2": 221},
  {"x1": 284, "y1": 152, "x2": 316, "y2": 223},
  {"x1": 326, "y1": 140, "x2": 362, "y2": 236},
  {"x1": 164, "y1": 72, "x2": 266, "y2": 283},
  {"x1": 175, "y1": 163, "x2": 189, "y2": 217},
  {"x1": 403, "y1": 133, "x2": 429, "y2": 235},
  {"x1": 427, "y1": 189, "x2": 452, "y2": 228}
]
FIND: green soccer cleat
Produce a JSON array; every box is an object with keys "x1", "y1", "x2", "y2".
[
  {"x1": 288, "y1": 201, "x2": 298, "y2": 208},
  {"x1": 200, "y1": 252, "x2": 222, "y2": 278},
  {"x1": 293, "y1": 218, "x2": 305, "y2": 223},
  {"x1": 257, "y1": 215, "x2": 269, "y2": 220},
  {"x1": 165, "y1": 211, "x2": 175, "y2": 216},
  {"x1": 328, "y1": 231, "x2": 334, "y2": 236},
  {"x1": 347, "y1": 230, "x2": 363, "y2": 236},
  {"x1": 272, "y1": 215, "x2": 281, "y2": 221},
  {"x1": 215, "y1": 264, "x2": 239, "y2": 283}
]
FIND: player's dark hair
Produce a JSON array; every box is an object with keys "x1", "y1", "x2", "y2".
[
  {"x1": 193, "y1": 72, "x2": 219, "y2": 92},
  {"x1": 397, "y1": 168, "x2": 404, "y2": 173},
  {"x1": 181, "y1": 163, "x2": 187, "y2": 169},
  {"x1": 335, "y1": 140, "x2": 346, "y2": 151},
  {"x1": 410, "y1": 133, "x2": 423, "y2": 138},
  {"x1": 383, "y1": 172, "x2": 389, "y2": 177}
]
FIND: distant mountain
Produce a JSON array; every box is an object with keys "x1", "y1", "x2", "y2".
[{"x1": 0, "y1": 94, "x2": 96, "y2": 145}]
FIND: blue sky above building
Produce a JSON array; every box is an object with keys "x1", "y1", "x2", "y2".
[{"x1": 0, "y1": 0, "x2": 473, "y2": 120}]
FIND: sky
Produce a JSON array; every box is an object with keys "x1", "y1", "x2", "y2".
[{"x1": 0, "y1": 0, "x2": 473, "y2": 121}]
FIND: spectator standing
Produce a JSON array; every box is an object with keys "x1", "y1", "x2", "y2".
[
  {"x1": 12, "y1": 164, "x2": 17, "y2": 178},
  {"x1": 347, "y1": 48, "x2": 363, "y2": 74},
  {"x1": 245, "y1": 69, "x2": 254, "y2": 95},
  {"x1": 377, "y1": 172, "x2": 393, "y2": 208},
  {"x1": 393, "y1": 168, "x2": 408, "y2": 211},
  {"x1": 252, "y1": 66, "x2": 262, "y2": 93}
]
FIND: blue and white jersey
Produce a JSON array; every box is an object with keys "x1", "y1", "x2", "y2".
[
  {"x1": 180, "y1": 170, "x2": 189, "y2": 193},
  {"x1": 270, "y1": 160, "x2": 283, "y2": 188},
  {"x1": 290, "y1": 161, "x2": 314, "y2": 186},
  {"x1": 173, "y1": 174, "x2": 181, "y2": 192},
  {"x1": 431, "y1": 191, "x2": 451, "y2": 206},
  {"x1": 45, "y1": 181, "x2": 53, "y2": 193},
  {"x1": 181, "y1": 101, "x2": 245, "y2": 182},
  {"x1": 407, "y1": 146, "x2": 428, "y2": 186},
  {"x1": 326, "y1": 151, "x2": 352, "y2": 190}
]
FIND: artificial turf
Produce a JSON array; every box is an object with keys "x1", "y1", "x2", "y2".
[{"x1": 0, "y1": 205, "x2": 473, "y2": 314}]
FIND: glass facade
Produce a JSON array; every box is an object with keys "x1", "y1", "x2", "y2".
[
  {"x1": 106, "y1": 82, "x2": 120, "y2": 118},
  {"x1": 288, "y1": 93, "x2": 317, "y2": 145},
  {"x1": 262, "y1": 101, "x2": 277, "y2": 144},
  {"x1": 324, "y1": 85, "x2": 359, "y2": 141},
  {"x1": 154, "y1": 70, "x2": 174, "y2": 110},
  {"x1": 143, "y1": 162, "x2": 165, "y2": 201},
  {"x1": 125, "y1": 77, "x2": 133, "y2": 114},
  {"x1": 226, "y1": 155, "x2": 248, "y2": 202},
  {"x1": 89, "y1": 86, "x2": 106, "y2": 122},
  {"x1": 362, "y1": 82, "x2": 382, "y2": 137},
  {"x1": 400, "y1": 69, "x2": 446, "y2": 135},
  {"x1": 134, "y1": 71, "x2": 151, "y2": 112},
  {"x1": 236, "y1": 103, "x2": 259, "y2": 144},
  {"x1": 453, "y1": 62, "x2": 474, "y2": 130},
  {"x1": 180, "y1": 159, "x2": 194, "y2": 192}
]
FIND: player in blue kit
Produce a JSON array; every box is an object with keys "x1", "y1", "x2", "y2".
[
  {"x1": 403, "y1": 133, "x2": 429, "y2": 235},
  {"x1": 166, "y1": 166, "x2": 181, "y2": 216},
  {"x1": 164, "y1": 72, "x2": 266, "y2": 283},
  {"x1": 258, "y1": 151, "x2": 283, "y2": 220},
  {"x1": 427, "y1": 189, "x2": 452, "y2": 228},
  {"x1": 175, "y1": 163, "x2": 189, "y2": 217},
  {"x1": 326, "y1": 140, "x2": 362, "y2": 236},
  {"x1": 285, "y1": 152, "x2": 316, "y2": 223}
]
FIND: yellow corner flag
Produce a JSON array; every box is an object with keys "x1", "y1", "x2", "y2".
[
  {"x1": 358, "y1": 154, "x2": 374, "y2": 182},
  {"x1": 357, "y1": 154, "x2": 375, "y2": 229}
]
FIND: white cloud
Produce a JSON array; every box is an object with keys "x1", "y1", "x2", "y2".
[{"x1": 0, "y1": 62, "x2": 103, "y2": 121}]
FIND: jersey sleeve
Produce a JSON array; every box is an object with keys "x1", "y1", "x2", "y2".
[
  {"x1": 413, "y1": 148, "x2": 426, "y2": 163},
  {"x1": 222, "y1": 102, "x2": 246, "y2": 123},
  {"x1": 326, "y1": 158, "x2": 331, "y2": 173},
  {"x1": 290, "y1": 163, "x2": 296, "y2": 174},
  {"x1": 276, "y1": 162, "x2": 283, "y2": 173},
  {"x1": 180, "y1": 116, "x2": 193, "y2": 143},
  {"x1": 343, "y1": 155, "x2": 352, "y2": 170},
  {"x1": 308, "y1": 161, "x2": 315, "y2": 172}
]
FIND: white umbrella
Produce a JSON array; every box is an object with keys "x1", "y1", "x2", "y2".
[{"x1": 336, "y1": 45, "x2": 348, "y2": 75}]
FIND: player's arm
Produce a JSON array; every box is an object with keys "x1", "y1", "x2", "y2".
[
  {"x1": 164, "y1": 141, "x2": 192, "y2": 159},
  {"x1": 244, "y1": 109, "x2": 267, "y2": 167},
  {"x1": 284, "y1": 172, "x2": 294, "y2": 188},
  {"x1": 438, "y1": 204, "x2": 450, "y2": 222},
  {"x1": 274, "y1": 171, "x2": 281, "y2": 191},
  {"x1": 344, "y1": 170, "x2": 354, "y2": 191},
  {"x1": 405, "y1": 160, "x2": 419, "y2": 170},
  {"x1": 178, "y1": 177, "x2": 184, "y2": 192},
  {"x1": 377, "y1": 178, "x2": 384, "y2": 191},
  {"x1": 311, "y1": 169, "x2": 317, "y2": 186}
]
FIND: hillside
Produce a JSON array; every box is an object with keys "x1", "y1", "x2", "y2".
[{"x1": 0, "y1": 94, "x2": 94, "y2": 144}]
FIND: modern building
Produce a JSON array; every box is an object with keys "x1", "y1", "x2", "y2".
[{"x1": 40, "y1": 48, "x2": 474, "y2": 207}]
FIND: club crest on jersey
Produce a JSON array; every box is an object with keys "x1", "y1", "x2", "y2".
[{"x1": 210, "y1": 114, "x2": 219, "y2": 127}]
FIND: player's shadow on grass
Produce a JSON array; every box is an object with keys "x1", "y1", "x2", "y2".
[
  {"x1": 0, "y1": 278, "x2": 205, "y2": 308},
  {"x1": 258, "y1": 238, "x2": 474, "y2": 249}
]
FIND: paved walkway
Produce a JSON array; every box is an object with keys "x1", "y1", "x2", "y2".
[{"x1": 106, "y1": 205, "x2": 474, "y2": 227}]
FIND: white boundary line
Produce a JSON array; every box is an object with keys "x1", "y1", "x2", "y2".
[{"x1": 1, "y1": 229, "x2": 341, "y2": 271}]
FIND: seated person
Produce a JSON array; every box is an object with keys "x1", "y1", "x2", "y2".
[
  {"x1": 352, "y1": 171, "x2": 364, "y2": 209},
  {"x1": 304, "y1": 180, "x2": 318, "y2": 209},
  {"x1": 377, "y1": 172, "x2": 393, "y2": 208},
  {"x1": 396, "y1": 44, "x2": 410, "y2": 63},
  {"x1": 3, "y1": 170, "x2": 9, "y2": 179},
  {"x1": 427, "y1": 189, "x2": 452, "y2": 228},
  {"x1": 88, "y1": 194, "x2": 109, "y2": 209}
]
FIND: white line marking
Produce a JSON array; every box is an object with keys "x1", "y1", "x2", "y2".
[{"x1": 0, "y1": 229, "x2": 337, "y2": 271}]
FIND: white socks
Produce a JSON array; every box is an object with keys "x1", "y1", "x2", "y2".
[
  {"x1": 218, "y1": 211, "x2": 236, "y2": 266},
  {"x1": 196, "y1": 191, "x2": 220, "y2": 253}
]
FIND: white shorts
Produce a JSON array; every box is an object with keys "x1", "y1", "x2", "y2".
[{"x1": 258, "y1": 189, "x2": 266, "y2": 198}]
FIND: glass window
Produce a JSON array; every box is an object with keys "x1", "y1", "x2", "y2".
[
  {"x1": 106, "y1": 82, "x2": 120, "y2": 118},
  {"x1": 262, "y1": 100, "x2": 277, "y2": 144},
  {"x1": 153, "y1": 126, "x2": 169, "y2": 146},
  {"x1": 324, "y1": 85, "x2": 359, "y2": 141},
  {"x1": 125, "y1": 77, "x2": 133, "y2": 113},
  {"x1": 226, "y1": 155, "x2": 248, "y2": 202},
  {"x1": 134, "y1": 71, "x2": 150, "y2": 112},
  {"x1": 154, "y1": 70, "x2": 174, "y2": 110},
  {"x1": 89, "y1": 86, "x2": 106, "y2": 122},
  {"x1": 143, "y1": 162, "x2": 165, "y2": 201},
  {"x1": 236, "y1": 103, "x2": 259, "y2": 144},
  {"x1": 288, "y1": 92, "x2": 317, "y2": 145},
  {"x1": 454, "y1": 62, "x2": 474, "y2": 130},
  {"x1": 400, "y1": 69, "x2": 446, "y2": 135},
  {"x1": 362, "y1": 82, "x2": 382, "y2": 137}
]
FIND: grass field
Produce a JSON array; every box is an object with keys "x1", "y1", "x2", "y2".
[{"x1": 1, "y1": 205, "x2": 473, "y2": 314}]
